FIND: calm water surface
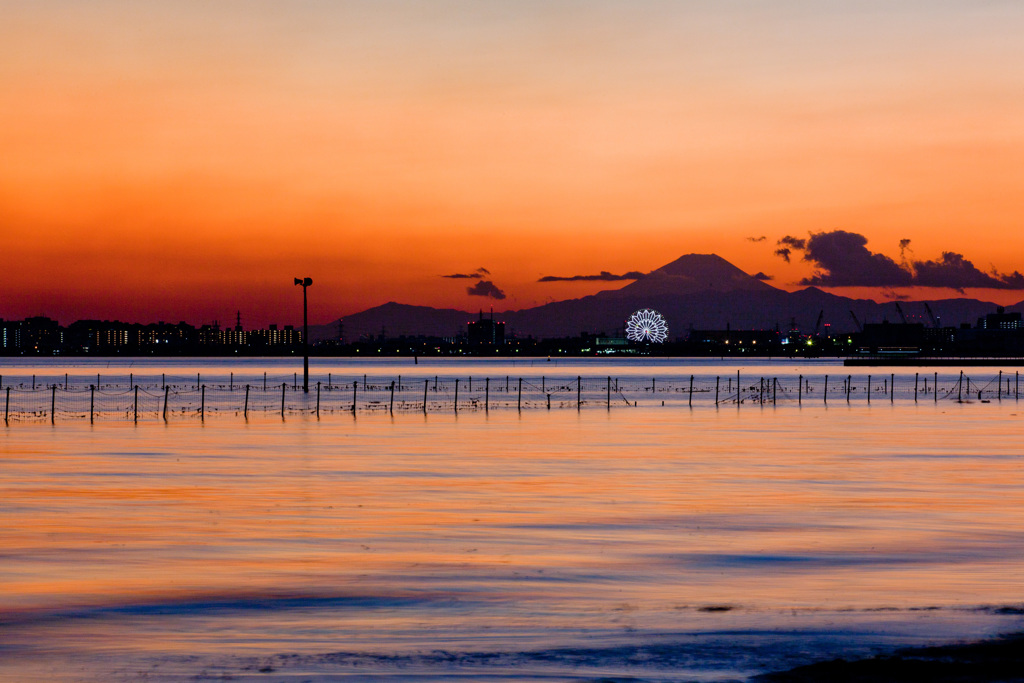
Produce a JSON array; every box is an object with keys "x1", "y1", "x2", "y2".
[{"x1": 2, "y1": 360, "x2": 1024, "y2": 681}]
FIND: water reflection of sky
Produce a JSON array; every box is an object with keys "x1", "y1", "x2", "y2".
[{"x1": 2, "y1": 378, "x2": 1023, "y2": 680}]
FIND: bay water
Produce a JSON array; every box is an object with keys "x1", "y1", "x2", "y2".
[{"x1": 2, "y1": 358, "x2": 1023, "y2": 681}]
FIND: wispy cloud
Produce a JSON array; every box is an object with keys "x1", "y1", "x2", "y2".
[
  {"x1": 539, "y1": 270, "x2": 645, "y2": 282},
  {"x1": 442, "y1": 267, "x2": 490, "y2": 279}
]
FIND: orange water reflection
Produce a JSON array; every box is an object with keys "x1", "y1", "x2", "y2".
[{"x1": 2, "y1": 401, "x2": 1024, "y2": 678}]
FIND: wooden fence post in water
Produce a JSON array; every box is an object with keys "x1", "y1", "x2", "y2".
[
  {"x1": 1017, "y1": 371, "x2": 1019, "y2": 401},
  {"x1": 737, "y1": 371, "x2": 741, "y2": 404},
  {"x1": 352, "y1": 381, "x2": 357, "y2": 414},
  {"x1": 32, "y1": 375, "x2": 36, "y2": 390},
  {"x1": 689, "y1": 375, "x2": 694, "y2": 407},
  {"x1": 65, "y1": 373, "x2": 68, "y2": 390},
  {"x1": 890, "y1": 374, "x2": 894, "y2": 403},
  {"x1": 798, "y1": 375, "x2": 802, "y2": 405},
  {"x1": 998, "y1": 371, "x2": 1003, "y2": 401},
  {"x1": 546, "y1": 393, "x2": 551, "y2": 410},
  {"x1": 958, "y1": 371, "x2": 963, "y2": 402},
  {"x1": 244, "y1": 385, "x2": 249, "y2": 419},
  {"x1": 51, "y1": 384, "x2": 56, "y2": 424},
  {"x1": 577, "y1": 376, "x2": 581, "y2": 410},
  {"x1": 162, "y1": 373, "x2": 165, "y2": 390},
  {"x1": 197, "y1": 373, "x2": 200, "y2": 390},
  {"x1": 4, "y1": 386, "x2": 9, "y2": 424},
  {"x1": 388, "y1": 380, "x2": 394, "y2": 415},
  {"x1": 519, "y1": 378, "x2": 523, "y2": 412},
  {"x1": 915, "y1": 373, "x2": 919, "y2": 402},
  {"x1": 824, "y1": 375, "x2": 828, "y2": 404},
  {"x1": 454, "y1": 379, "x2": 459, "y2": 413},
  {"x1": 607, "y1": 376, "x2": 611, "y2": 409},
  {"x1": 773, "y1": 378, "x2": 777, "y2": 405},
  {"x1": 282, "y1": 383, "x2": 287, "y2": 418},
  {"x1": 263, "y1": 372, "x2": 267, "y2": 391},
  {"x1": 542, "y1": 376, "x2": 545, "y2": 393},
  {"x1": 230, "y1": 372, "x2": 233, "y2": 391},
  {"x1": 130, "y1": 373, "x2": 133, "y2": 390},
  {"x1": 867, "y1": 375, "x2": 871, "y2": 404},
  {"x1": 318, "y1": 381, "x2": 323, "y2": 418},
  {"x1": 90, "y1": 385, "x2": 95, "y2": 423},
  {"x1": 134, "y1": 385, "x2": 138, "y2": 423},
  {"x1": 716, "y1": 376, "x2": 720, "y2": 405},
  {"x1": 485, "y1": 378, "x2": 490, "y2": 412},
  {"x1": 934, "y1": 372, "x2": 938, "y2": 403},
  {"x1": 846, "y1": 375, "x2": 851, "y2": 403},
  {"x1": 201, "y1": 385, "x2": 206, "y2": 421},
  {"x1": 163, "y1": 385, "x2": 169, "y2": 421},
  {"x1": 423, "y1": 380, "x2": 429, "y2": 414}
]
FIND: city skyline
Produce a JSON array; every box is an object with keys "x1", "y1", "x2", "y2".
[{"x1": 4, "y1": 2, "x2": 1024, "y2": 326}]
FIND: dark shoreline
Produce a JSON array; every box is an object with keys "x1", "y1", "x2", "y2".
[
  {"x1": 753, "y1": 632, "x2": 1024, "y2": 682},
  {"x1": 844, "y1": 358, "x2": 1024, "y2": 366}
]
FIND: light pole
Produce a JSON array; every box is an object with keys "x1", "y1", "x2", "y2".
[{"x1": 294, "y1": 277, "x2": 312, "y2": 392}]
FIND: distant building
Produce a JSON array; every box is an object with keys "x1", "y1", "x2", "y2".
[
  {"x1": 0, "y1": 319, "x2": 23, "y2": 351},
  {"x1": 468, "y1": 311, "x2": 505, "y2": 345},
  {"x1": 248, "y1": 324, "x2": 300, "y2": 349},
  {"x1": 856, "y1": 321, "x2": 926, "y2": 355},
  {"x1": 978, "y1": 307, "x2": 1022, "y2": 331},
  {"x1": 687, "y1": 329, "x2": 779, "y2": 351}
]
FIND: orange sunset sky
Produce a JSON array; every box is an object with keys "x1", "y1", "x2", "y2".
[{"x1": 3, "y1": 1, "x2": 1024, "y2": 327}]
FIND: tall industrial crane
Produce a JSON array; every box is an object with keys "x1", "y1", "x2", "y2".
[
  {"x1": 849, "y1": 310, "x2": 863, "y2": 332},
  {"x1": 924, "y1": 302, "x2": 940, "y2": 328},
  {"x1": 894, "y1": 301, "x2": 908, "y2": 324},
  {"x1": 813, "y1": 310, "x2": 824, "y2": 336}
]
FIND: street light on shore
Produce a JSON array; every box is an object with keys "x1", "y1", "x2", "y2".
[{"x1": 294, "y1": 277, "x2": 312, "y2": 392}]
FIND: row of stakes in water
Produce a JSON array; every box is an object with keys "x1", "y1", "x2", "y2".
[{"x1": 2, "y1": 370, "x2": 1019, "y2": 424}]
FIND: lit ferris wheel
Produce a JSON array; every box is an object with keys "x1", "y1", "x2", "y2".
[{"x1": 625, "y1": 309, "x2": 669, "y2": 343}]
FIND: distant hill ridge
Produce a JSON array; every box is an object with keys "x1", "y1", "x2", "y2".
[{"x1": 310, "y1": 253, "x2": 1020, "y2": 341}]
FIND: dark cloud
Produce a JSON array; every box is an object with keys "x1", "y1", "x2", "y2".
[
  {"x1": 778, "y1": 235, "x2": 807, "y2": 250},
  {"x1": 538, "y1": 270, "x2": 646, "y2": 282},
  {"x1": 773, "y1": 230, "x2": 1024, "y2": 292},
  {"x1": 442, "y1": 267, "x2": 490, "y2": 279},
  {"x1": 800, "y1": 230, "x2": 913, "y2": 287},
  {"x1": 747, "y1": 236, "x2": 767, "y2": 242},
  {"x1": 467, "y1": 280, "x2": 506, "y2": 299},
  {"x1": 913, "y1": 252, "x2": 1024, "y2": 293},
  {"x1": 752, "y1": 272, "x2": 773, "y2": 281}
]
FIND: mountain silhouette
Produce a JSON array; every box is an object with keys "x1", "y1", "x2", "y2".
[
  {"x1": 311, "y1": 254, "x2": 1014, "y2": 342},
  {"x1": 612, "y1": 253, "x2": 777, "y2": 298}
]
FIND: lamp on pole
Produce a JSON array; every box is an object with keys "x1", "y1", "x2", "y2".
[{"x1": 294, "y1": 277, "x2": 312, "y2": 392}]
